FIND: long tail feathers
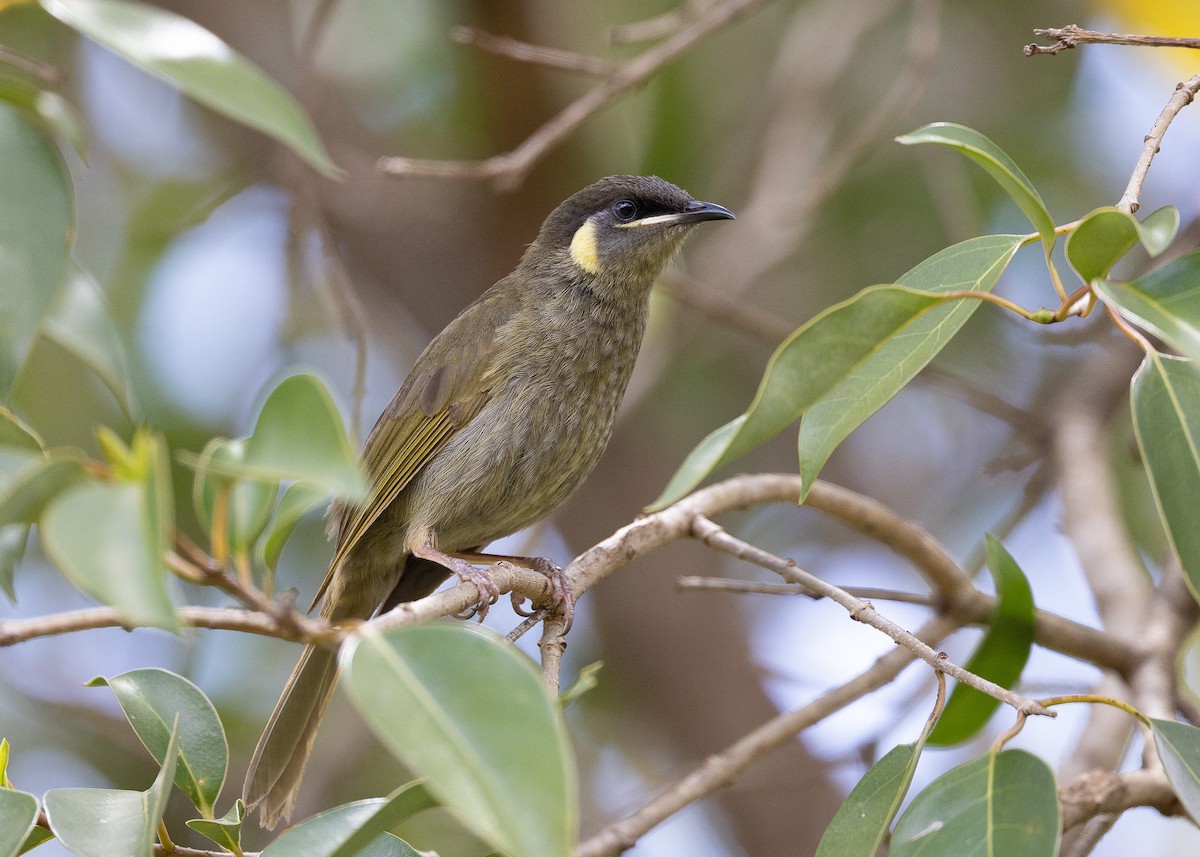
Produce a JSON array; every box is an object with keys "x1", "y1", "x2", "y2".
[{"x1": 243, "y1": 644, "x2": 339, "y2": 829}]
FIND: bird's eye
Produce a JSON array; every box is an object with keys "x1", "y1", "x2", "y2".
[{"x1": 612, "y1": 200, "x2": 638, "y2": 222}]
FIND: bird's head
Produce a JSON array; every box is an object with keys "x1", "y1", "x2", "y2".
[{"x1": 533, "y1": 175, "x2": 734, "y2": 287}]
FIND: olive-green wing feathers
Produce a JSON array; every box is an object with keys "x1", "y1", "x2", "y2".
[{"x1": 310, "y1": 286, "x2": 514, "y2": 608}]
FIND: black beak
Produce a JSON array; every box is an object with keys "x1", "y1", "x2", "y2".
[{"x1": 680, "y1": 200, "x2": 736, "y2": 223}]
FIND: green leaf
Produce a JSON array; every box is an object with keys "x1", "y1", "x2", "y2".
[
  {"x1": 183, "y1": 374, "x2": 365, "y2": 501},
  {"x1": 41, "y1": 480, "x2": 180, "y2": 632},
  {"x1": 654, "y1": 238, "x2": 1023, "y2": 507},
  {"x1": 892, "y1": 749, "x2": 1060, "y2": 857},
  {"x1": 44, "y1": 720, "x2": 179, "y2": 857},
  {"x1": 1067, "y1": 206, "x2": 1180, "y2": 284},
  {"x1": 0, "y1": 450, "x2": 85, "y2": 527},
  {"x1": 816, "y1": 679, "x2": 942, "y2": 857},
  {"x1": 1151, "y1": 718, "x2": 1200, "y2": 823},
  {"x1": 0, "y1": 410, "x2": 43, "y2": 453},
  {"x1": 39, "y1": 266, "x2": 135, "y2": 416},
  {"x1": 815, "y1": 745, "x2": 918, "y2": 857},
  {"x1": 260, "y1": 784, "x2": 435, "y2": 857},
  {"x1": 20, "y1": 827, "x2": 55, "y2": 855},
  {"x1": 0, "y1": 525, "x2": 30, "y2": 601},
  {"x1": 897, "y1": 123, "x2": 1055, "y2": 245},
  {"x1": 341, "y1": 624, "x2": 577, "y2": 857},
  {"x1": 0, "y1": 100, "x2": 72, "y2": 397},
  {"x1": 1097, "y1": 250, "x2": 1200, "y2": 365},
  {"x1": 559, "y1": 660, "x2": 604, "y2": 709},
  {"x1": 928, "y1": 535, "x2": 1035, "y2": 745},
  {"x1": 256, "y1": 480, "x2": 327, "y2": 575},
  {"x1": 1138, "y1": 206, "x2": 1180, "y2": 256},
  {"x1": 40, "y1": 0, "x2": 341, "y2": 178},
  {"x1": 186, "y1": 799, "x2": 243, "y2": 852},
  {"x1": 0, "y1": 74, "x2": 87, "y2": 161},
  {"x1": 193, "y1": 438, "x2": 278, "y2": 555},
  {"x1": 1131, "y1": 352, "x2": 1200, "y2": 601},
  {"x1": 0, "y1": 788, "x2": 39, "y2": 857},
  {"x1": 87, "y1": 668, "x2": 227, "y2": 817},
  {"x1": 797, "y1": 234, "x2": 1023, "y2": 494},
  {"x1": 1067, "y1": 208, "x2": 1140, "y2": 283}
]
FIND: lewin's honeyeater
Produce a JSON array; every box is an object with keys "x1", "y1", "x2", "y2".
[{"x1": 244, "y1": 175, "x2": 734, "y2": 827}]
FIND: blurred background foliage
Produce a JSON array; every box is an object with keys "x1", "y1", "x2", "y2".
[{"x1": 3, "y1": 0, "x2": 1200, "y2": 855}]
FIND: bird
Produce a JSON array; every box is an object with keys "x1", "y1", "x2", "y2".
[{"x1": 243, "y1": 174, "x2": 735, "y2": 828}]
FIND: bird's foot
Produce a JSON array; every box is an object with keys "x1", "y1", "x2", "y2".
[
  {"x1": 413, "y1": 544, "x2": 501, "y2": 621},
  {"x1": 509, "y1": 557, "x2": 574, "y2": 631}
]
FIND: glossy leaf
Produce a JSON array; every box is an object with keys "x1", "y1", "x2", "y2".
[
  {"x1": 796, "y1": 234, "x2": 1022, "y2": 494},
  {"x1": 260, "y1": 784, "x2": 436, "y2": 857},
  {"x1": 257, "y1": 480, "x2": 327, "y2": 575},
  {"x1": 341, "y1": 624, "x2": 577, "y2": 857},
  {"x1": 654, "y1": 236, "x2": 1023, "y2": 508},
  {"x1": 0, "y1": 788, "x2": 38, "y2": 857},
  {"x1": 1097, "y1": 250, "x2": 1200, "y2": 365},
  {"x1": 816, "y1": 677, "x2": 943, "y2": 857},
  {"x1": 0, "y1": 101, "x2": 72, "y2": 396},
  {"x1": 929, "y1": 535, "x2": 1035, "y2": 745},
  {"x1": 186, "y1": 799, "x2": 244, "y2": 852},
  {"x1": 816, "y1": 745, "x2": 918, "y2": 857},
  {"x1": 87, "y1": 668, "x2": 226, "y2": 816},
  {"x1": 892, "y1": 749, "x2": 1060, "y2": 857},
  {"x1": 1067, "y1": 209, "x2": 1139, "y2": 282},
  {"x1": 44, "y1": 722, "x2": 179, "y2": 857},
  {"x1": 186, "y1": 374, "x2": 365, "y2": 500},
  {"x1": 897, "y1": 123, "x2": 1055, "y2": 244},
  {"x1": 40, "y1": 0, "x2": 340, "y2": 178},
  {"x1": 41, "y1": 480, "x2": 179, "y2": 631},
  {"x1": 1131, "y1": 352, "x2": 1200, "y2": 601},
  {"x1": 1068, "y1": 206, "x2": 1180, "y2": 284},
  {"x1": 1138, "y1": 206, "x2": 1180, "y2": 256},
  {"x1": 39, "y1": 267, "x2": 135, "y2": 415},
  {"x1": 1152, "y1": 718, "x2": 1200, "y2": 823}
]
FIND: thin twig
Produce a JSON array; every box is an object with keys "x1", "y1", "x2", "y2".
[
  {"x1": 1026, "y1": 25, "x2": 1200, "y2": 57},
  {"x1": 378, "y1": 0, "x2": 771, "y2": 188},
  {"x1": 676, "y1": 575, "x2": 936, "y2": 606},
  {"x1": 1117, "y1": 71, "x2": 1200, "y2": 213},
  {"x1": 690, "y1": 514, "x2": 1053, "y2": 717},
  {"x1": 0, "y1": 605, "x2": 332, "y2": 647},
  {"x1": 574, "y1": 615, "x2": 960, "y2": 857},
  {"x1": 452, "y1": 27, "x2": 618, "y2": 76}
]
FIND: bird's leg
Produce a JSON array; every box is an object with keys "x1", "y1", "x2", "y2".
[
  {"x1": 411, "y1": 543, "x2": 501, "y2": 621},
  {"x1": 455, "y1": 550, "x2": 575, "y2": 630}
]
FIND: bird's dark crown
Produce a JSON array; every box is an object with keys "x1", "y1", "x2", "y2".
[{"x1": 539, "y1": 175, "x2": 696, "y2": 246}]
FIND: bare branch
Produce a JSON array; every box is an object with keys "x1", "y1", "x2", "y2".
[
  {"x1": 452, "y1": 27, "x2": 618, "y2": 76},
  {"x1": 1059, "y1": 768, "x2": 1182, "y2": 830},
  {"x1": 378, "y1": 0, "x2": 771, "y2": 189},
  {"x1": 691, "y1": 513, "x2": 1054, "y2": 717},
  {"x1": 1117, "y1": 72, "x2": 1200, "y2": 214},
  {"x1": 575, "y1": 615, "x2": 960, "y2": 857},
  {"x1": 1026, "y1": 25, "x2": 1200, "y2": 57}
]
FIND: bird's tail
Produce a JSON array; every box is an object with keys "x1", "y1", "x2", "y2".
[{"x1": 242, "y1": 642, "x2": 339, "y2": 829}]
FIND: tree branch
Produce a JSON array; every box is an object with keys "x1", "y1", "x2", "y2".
[
  {"x1": 1026, "y1": 25, "x2": 1200, "y2": 57},
  {"x1": 377, "y1": 0, "x2": 772, "y2": 189},
  {"x1": 575, "y1": 615, "x2": 960, "y2": 857}
]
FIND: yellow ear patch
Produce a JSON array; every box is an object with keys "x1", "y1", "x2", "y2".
[{"x1": 569, "y1": 218, "x2": 602, "y2": 274}]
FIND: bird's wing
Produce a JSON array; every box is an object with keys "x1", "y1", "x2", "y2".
[{"x1": 309, "y1": 286, "x2": 513, "y2": 608}]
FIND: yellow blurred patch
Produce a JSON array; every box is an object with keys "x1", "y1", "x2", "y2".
[
  {"x1": 1096, "y1": 0, "x2": 1200, "y2": 73},
  {"x1": 0, "y1": 0, "x2": 35, "y2": 10}
]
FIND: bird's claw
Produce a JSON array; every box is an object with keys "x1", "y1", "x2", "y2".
[{"x1": 451, "y1": 562, "x2": 500, "y2": 622}]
